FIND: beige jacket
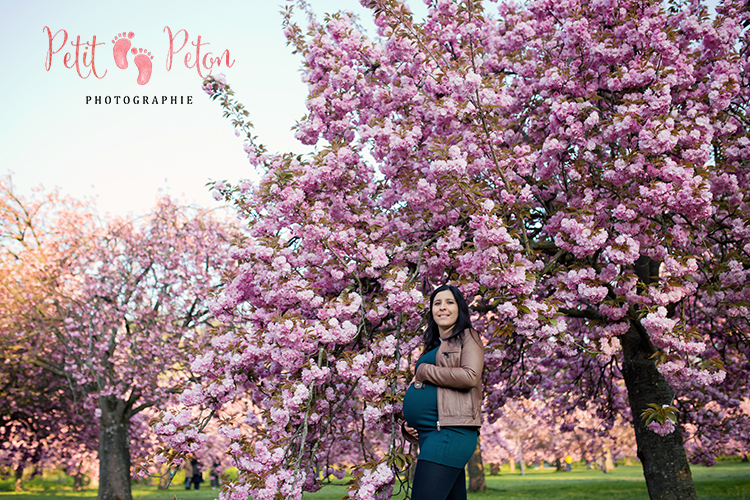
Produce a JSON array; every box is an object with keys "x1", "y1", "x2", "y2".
[{"x1": 414, "y1": 328, "x2": 484, "y2": 429}]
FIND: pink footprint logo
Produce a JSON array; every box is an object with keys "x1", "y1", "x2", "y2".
[
  {"x1": 112, "y1": 32, "x2": 134, "y2": 69},
  {"x1": 130, "y1": 47, "x2": 154, "y2": 85}
]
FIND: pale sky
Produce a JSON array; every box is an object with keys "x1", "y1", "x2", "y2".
[{"x1": 0, "y1": 0, "x2": 426, "y2": 217}]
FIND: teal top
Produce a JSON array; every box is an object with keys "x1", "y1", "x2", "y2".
[
  {"x1": 403, "y1": 347, "x2": 439, "y2": 429},
  {"x1": 403, "y1": 346, "x2": 478, "y2": 468}
]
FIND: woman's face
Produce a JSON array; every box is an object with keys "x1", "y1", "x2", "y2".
[{"x1": 432, "y1": 289, "x2": 459, "y2": 335}]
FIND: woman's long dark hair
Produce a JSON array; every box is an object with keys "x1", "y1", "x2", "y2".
[{"x1": 423, "y1": 284, "x2": 473, "y2": 352}]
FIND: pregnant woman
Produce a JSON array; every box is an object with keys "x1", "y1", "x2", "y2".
[{"x1": 402, "y1": 284, "x2": 484, "y2": 500}]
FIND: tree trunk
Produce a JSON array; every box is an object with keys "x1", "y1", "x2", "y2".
[
  {"x1": 408, "y1": 461, "x2": 417, "y2": 482},
  {"x1": 489, "y1": 463, "x2": 500, "y2": 475},
  {"x1": 73, "y1": 474, "x2": 84, "y2": 491},
  {"x1": 158, "y1": 464, "x2": 171, "y2": 490},
  {"x1": 509, "y1": 458, "x2": 516, "y2": 473},
  {"x1": 603, "y1": 447, "x2": 615, "y2": 473},
  {"x1": 621, "y1": 323, "x2": 697, "y2": 499},
  {"x1": 14, "y1": 464, "x2": 24, "y2": 491},
  {"x1": 555, "y1": 458, "x2": 563, "y2": 471},
  {"x1": 516, "y1": 436, "x2": 525, "y2": 476},
  {"x1": 98, "y1": 396, "x2": 133, "y2": 500},
  {"x1": 466, "y1": 441, "x2": 486, "y2": 492}
]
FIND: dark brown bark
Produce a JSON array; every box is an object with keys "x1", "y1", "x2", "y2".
[
  {"x1": 73, "y1": 474, "x2": 84, "y2": 491},
  {"x1": 621, "y1": 324, "x2": 697, "y2": 500},
  {"x1": 97, "y1": 396, "x2": 133, "y2": 500},
  {"x1": 466, "y1": 441, "x2": 486, "y2": 492},
  {"x1": 489, "y1": 463, "x2": 500, "y2": 475}
]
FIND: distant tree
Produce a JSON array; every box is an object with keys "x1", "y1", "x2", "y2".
[
  {"x1": 482, "y1": 397, "x2": 636, "y2": 473},
  {"x1": 0, "y1": 177, "x2": 236, "y2": 500},
  {"x1": 0, "y1": 358, "x2": 94, "y2": 490}
]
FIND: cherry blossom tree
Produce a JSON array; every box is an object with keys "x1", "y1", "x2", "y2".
[
  {"x1": 158, "y1": 0, "x2": 750, "y2": 498},
  {"x1": 0, "y1": 180, "x2": 101, "y2": 490},
  {"x1": 0, "y1": 357, "x2": 96, "y2": 490},
  {"x1": 0, "y1": 177, "x2": 236, "y2": 500},
  {"x1": 481, "y1": 397, "x2": 637, "y2": 473}
]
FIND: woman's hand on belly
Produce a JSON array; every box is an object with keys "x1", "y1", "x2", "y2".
[{"x1": 402, "y1": 423, "x2": 419, "y2": 446}]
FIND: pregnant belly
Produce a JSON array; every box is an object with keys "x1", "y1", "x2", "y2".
[{"x1": 403, "y1": 383, "x2": 438, "y2": 430}]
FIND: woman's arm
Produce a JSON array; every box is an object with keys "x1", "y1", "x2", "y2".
[{"x1": 415, "y1": 329, "x2": 483, "y2": 389}]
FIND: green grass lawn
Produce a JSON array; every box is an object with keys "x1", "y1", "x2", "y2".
[
  {"x1": 302, "y1": 462, "x2": 750, "y2": 500},
  {"x1": 1, "y1": 462, "x2": 748, "y2": 500}
]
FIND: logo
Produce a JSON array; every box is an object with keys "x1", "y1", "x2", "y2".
[
  {"x1": 112, "y1": 32, "x2": 153, "y2": 85},
  {"x1": 44, "y1": 27, "x2": 234, "y2": 86}
]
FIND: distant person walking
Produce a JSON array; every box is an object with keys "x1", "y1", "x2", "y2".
[
  {"x1": 191, "y1": 459, "x2": 204, "y2": 490},
  {"x1": 183, "y1": 457, "x2": 193, "y2": 489}
]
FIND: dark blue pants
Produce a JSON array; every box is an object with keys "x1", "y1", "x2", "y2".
[{"x1": 411, "y1": 460, "x2": 466, "y2": 500}]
